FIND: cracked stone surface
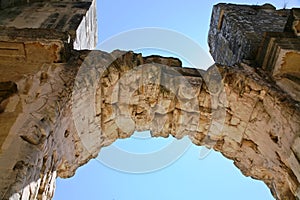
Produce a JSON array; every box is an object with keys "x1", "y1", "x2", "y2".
[
  {"x1": 0, "y1": 49, "x2": 299, "y2": 199},
  {"x1": 0, "y1": 1, "x2": 300, "y2": 200}
]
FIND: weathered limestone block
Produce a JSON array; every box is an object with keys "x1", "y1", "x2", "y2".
[
  {"x1": 0, "y1": 61, "x2": 79, "y2": 199},
  {"x1": 208, "y1": 3, "x2": 290, "y2": 66},
  {"x1": 0, "y1": 0, "x2": 97, "y2": 50},
  {"x1": 0, "y1": 1, "x2": 299, "y2": 200},
  {"x1": 0, "y1": 33, "x2": 69, "y2": 64},
  {"x1": 0, "y1": 2, "x2": 97, "y2": 198},
  {"x1": 285, "y1": 8, "x2": 300, "y2": 36},
  {"x1": 96, "y1": 51, "x2": 300, "y2": 199},
  {"x1": 209, "y1": 3, "x2": 300, "y2": 104},
  {"x1": 256, "y1": 32, "x2": 300, "y2": 102},
  {"x1": 0, "y1": 48, "x2": 299, "y2": 200}
]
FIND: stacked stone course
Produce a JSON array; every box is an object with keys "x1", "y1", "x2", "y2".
[{"x1": 0, "y1": 1, "x2": 299, "y2": 199}]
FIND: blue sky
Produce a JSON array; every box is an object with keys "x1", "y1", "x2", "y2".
[{"x1": 53, "y1": 0, "x2": 300, "y2": 199}]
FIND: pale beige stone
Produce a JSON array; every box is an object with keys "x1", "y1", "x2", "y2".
[{"x1": 0, "y1": 2, "x2": 300, "y2": 200}]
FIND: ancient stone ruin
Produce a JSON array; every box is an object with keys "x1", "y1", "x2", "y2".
[{"x1": 0, "y1": 1, "x2": 299, "y2": 199}]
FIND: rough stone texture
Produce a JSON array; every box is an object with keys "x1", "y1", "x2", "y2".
[
  {"x1": 0, "y1": 0, "x2": 94, "y2": 10},
  {"x1": 0, "y1": 0, "x2": 97, "y2": 50},
  {"x1": 1, "y1": 48, "x2": 300, "y2": 200},
  {"x1": 0, "y1": 1, "x2": 299, "y2": 200},
  {"x1": 285, "y1": 8, "x2": 300, "y2": 36},
  {"x1": 209, "y1": 3, "x2": 300, "y2": 103},
  {"x1": 257, "y1": 33, "x2": 300, "y2": 101},
  {"x1": 208, "y1": 3, "x2": 290, "y2": 66}
]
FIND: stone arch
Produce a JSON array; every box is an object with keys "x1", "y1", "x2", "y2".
[
  {"x1": 2, "y1": 50, "x2": 299, "y2": 199},
  {"x1": 54, "y1": 131, "x2": 275, "y2": 200},
  {"x1": 0, "y1": 1, "x2": 299, "y2": 200},
  {"x1": 69, "y1": 50, "x2": 300, "y2": 199}
]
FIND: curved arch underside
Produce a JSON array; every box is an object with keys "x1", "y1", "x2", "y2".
[{"x1": 1, "y1": 50, "x2": 299, "y2": 199}]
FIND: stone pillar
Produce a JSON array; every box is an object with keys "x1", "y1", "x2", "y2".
[
  {"x1": 0, "y1": 1, "x2": 97, "y2": 199},
  {"x1": 208, "y1": 3, "x2": 290, "y2": 66}
]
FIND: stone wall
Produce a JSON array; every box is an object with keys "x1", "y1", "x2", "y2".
[
  {"x1": 208, "y1": 3, "x2": 300, "y2": 110},
  {"x1": 0, "y1": 0, "x2": 97, "y2": 50},
  {"x1": 208, "y1": 3, "x2": 289, "y2": 66},
  {"x1": 0, "y1": 1, "x2": 299, "y2": 200},
  {"x1": 0, "y1": 0, "x2": 93, "y2": 10},
  {"x1": 256, "y1": 32, "x2": 300, "y2": 101},
  {"x1": 0, "y1": 1, "x2": 97, "y2": 199}
]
